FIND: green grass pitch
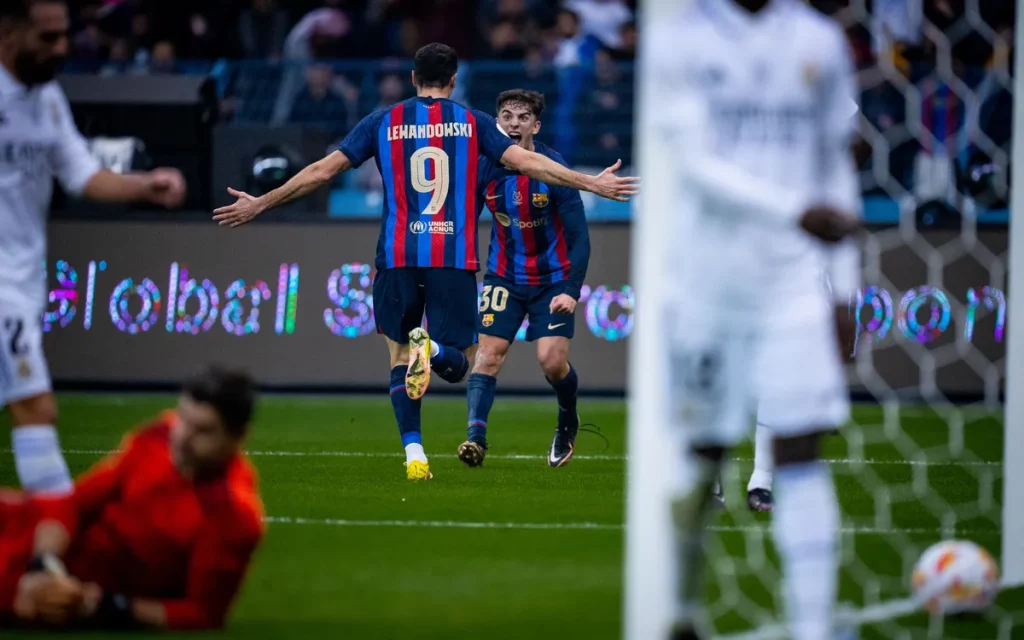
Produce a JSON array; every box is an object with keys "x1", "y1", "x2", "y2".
[{"x1": 1, "y1": 395, "x2": 1021, "y2": 639}]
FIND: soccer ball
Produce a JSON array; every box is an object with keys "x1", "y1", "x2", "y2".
[{"x1": 911, "y1": 540, "x2": 999, "y2": 614}]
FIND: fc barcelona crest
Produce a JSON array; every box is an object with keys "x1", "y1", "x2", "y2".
[
  {"x1": 532, "y1": 193, "x2": 549, "y2": 208},
  {"x1": 482, "y1": 314, "x2": 494, "y2": 327}
]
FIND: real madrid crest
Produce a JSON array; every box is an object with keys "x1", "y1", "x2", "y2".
[{"x1": 17, "y1": 359, "x2": 31, "y2": 379}]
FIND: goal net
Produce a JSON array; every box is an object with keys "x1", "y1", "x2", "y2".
[{"x1": 627, "y1": 0, "x2": 1022, "y2": 638}]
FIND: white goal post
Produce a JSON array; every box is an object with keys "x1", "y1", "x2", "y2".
[
  {"x1": 625, "y1": 0, "x2": 696, "y2": 638},
  {"x1": 1002, "y1": 0, "x2": 1024, "y2": 589}
]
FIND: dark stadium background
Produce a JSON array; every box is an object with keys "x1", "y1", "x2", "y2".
[{"x1": 41, "y1": 0, "x2": 1015, "y2": 399}]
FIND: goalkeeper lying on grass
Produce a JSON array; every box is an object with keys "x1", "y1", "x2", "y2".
[{"x1": 0, "y1": 366, "x2": 263, "y2": 631}]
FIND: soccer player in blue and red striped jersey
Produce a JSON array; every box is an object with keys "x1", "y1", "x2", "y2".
[
  {"x1": 458, "y1": 90, "x2": 590, "y2": 470},
  {"x1": 213, "y1": 44, "x2": 638, "y2": 481}
]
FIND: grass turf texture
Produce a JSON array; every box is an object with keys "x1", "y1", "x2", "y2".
[{"x1": 1, "y1": 395, "x2": 1021, "y2": 639}]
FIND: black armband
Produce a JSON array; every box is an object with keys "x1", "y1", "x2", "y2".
[
  {"x1": 92, "y1": 591, "x2": 139, "y2": 629},
  {"x1": 25, "y1": 553, "x2": 65, "y2": 575}
]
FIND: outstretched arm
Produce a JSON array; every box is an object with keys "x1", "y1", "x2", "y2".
[
  {"x1": 500, "y1": 145, "x2": 639, "y2": 202},
  {"x1": 212, "y1": 150, "x2": 351, "y2": 227},
  {"x1": 51, "y1": 87, "x2": 186, "y2": 210}
]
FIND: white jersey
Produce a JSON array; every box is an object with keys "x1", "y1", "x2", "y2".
[
  {"x1": 0, "y1": 64, "x2": 100, "y2": 311},
  {"x1": 647, "y1": 0, "x2": 860, "y2": 325}
]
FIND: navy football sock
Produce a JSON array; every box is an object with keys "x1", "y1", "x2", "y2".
[
  {"x1": 466, "y1": 374, "x2": 497, "y2": 445},
  {"x1": 431, "y1": 343, "x2": 469, "y2": 383},
  {"x1": 389, "y1": 366, "x2": 422, "y2": 447},
  {"x1": 547, "y1": 363, "x2": 579, "y2": 426}
]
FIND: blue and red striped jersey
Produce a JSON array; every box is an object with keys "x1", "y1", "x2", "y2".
[
  {"x1": 339, "y1": 97, "x2": 515, "y2": 271},
  {"x1": 478, "y1": 142, "x2": 590, "y2": 299}
]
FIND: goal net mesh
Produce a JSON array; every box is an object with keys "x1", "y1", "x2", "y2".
[{"x1": 704, "y1": 1, "x2": 1017, "y2": 637}]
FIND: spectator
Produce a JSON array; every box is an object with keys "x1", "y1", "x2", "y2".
[
  {"x1": 283, "y1": 7, "x2": 351, "y2": 59},
  {"x1": 287, "y1": 64, "x2": 350, "y2": 141},
  {"x1": 127, "y1": 10, "x2": 153, "y2": 59},
  {"x1": 148, "y1": 40, "x2": 176, "y2": 74},
  {"x1": 488, "y1": 18, "x2": 526, "y2": 59},
  {"x1": 360, "y1": 0, "x2": 406, "y2": 58},
  {"x1": 553, "y1": 8, "x2": 599, "y2": 69},
  {"x1": 415, "y1": 0, "x2": 476, "y2": 58},
  {"x1": 608, "y1": 20, "x2": 635, "y2": 61},
  {"x1": 72, "y1": 8, "x2": 104, "y2": 61},
  {"x1": 397, "y1": 17, "x2": 422, "y2": 57},
  {"x1": 870, "y1": 0, "x2": 923, "y2": 61},
  {"x1": 273, "y1": 7, "x2": 352, "y2": 124},
  {"x1": 576, "y1": 48, "x2": 633, "y2": 167},
  {"x1": 99, "y1": 37, "x2": 132, "y2": 76},
  {"x1": 371, "y1": 72, "x2": 408, "y2": 113},
  {"x1": 565, "y1": 0, "x2": 633, "y2": 49},
  {"x1": 239, "y1": 0, "x2": 290, "y2": 61}
]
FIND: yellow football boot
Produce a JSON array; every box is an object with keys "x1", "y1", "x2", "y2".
[
  {"x1": 405, "y1": 328, "x2": 432, "y2": 400},
  {"x1": 405, "y1": 459, "x2": 433, "y2": 481}
]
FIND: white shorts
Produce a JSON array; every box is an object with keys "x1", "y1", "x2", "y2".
[
  {"x1": 753, "y1": 317, "x2": 850, "y2": 436},
  {"x1": 0, "y1": 305, "x2": 52, "y2": 407},
  {"x1": 668, "y1": 313, "x2": 848, "y2": 448}
]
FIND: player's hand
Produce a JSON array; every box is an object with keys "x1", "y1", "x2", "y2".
[
  {"x1": 549, "y1": 294, "x2": 577, "y2": 314},
  {"x1": 834, "y1": 303, "x2": 857, "y2": 363},
  {"x1": 14, "y1": 573, "x2": 84, "y2": 625},
  {"x1": 590, "y1": 159, "x2": 640, "y2": 202},
  {"x1": 799, "y1": 206, "x2": 861, "y2": 244},
  {"x1": 213, "y1": 187, "x2": 263, "y2": 228},
  {"x1": 78, "y1": 582, "x2": 103, "y2": 618},
  {"x1": 145, "y1": 168, "x2": 187, "y2": 209}
]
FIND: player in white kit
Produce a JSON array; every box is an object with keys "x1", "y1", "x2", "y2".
[
  {"x1": 0, "y1": 0, "x2": 186, "y2": 495},
  {"x1": 746, "y1": 98, "x2": 861, "y2": 514},
  {"x1": 644, "y1": 1, "x2": 861, "y2": 639}
]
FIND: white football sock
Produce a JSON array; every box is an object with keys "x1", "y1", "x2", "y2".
[
  {"x1": 772, "y1": 461, "x2": 839, "y2": 640},
  {"x1": 405, "y1": 442, "x2": 428, "y2": 464},
  {"x1": 672, "y1": 454, "x2": 720, "y2": 624},
  {"x1": 12, "y1": 425, "x2": 73, "y2": 495},
  {"x1": 747, "y1": 422, "x2": 774, "y2": 491}
]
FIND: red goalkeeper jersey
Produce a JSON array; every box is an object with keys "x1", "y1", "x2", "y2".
[{"x1": 0, "y1": 412, "x2": 264, "y2": 630}]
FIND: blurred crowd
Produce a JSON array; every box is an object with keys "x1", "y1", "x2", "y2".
[
  {"x1": 62, "y1": 0, "x2": 1015, "y2": 207},
  {"x1": 64, "y1": 0, "x2": 637, "y2": 66}
]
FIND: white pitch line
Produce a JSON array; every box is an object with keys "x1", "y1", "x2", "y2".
[
  {"x1": 48, "y1": 449, "x2": 1003, "y2": 467},
  {"x1": 264, "y1": 516, "x2": 1000, "y2": 537},
  {"x1": 264, "y1": 516, "x2": 621, "y2": 531}
]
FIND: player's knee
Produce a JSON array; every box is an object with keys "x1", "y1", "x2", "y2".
[
  {"x1": 773, "y1": 432, "x2": 823, "y2": 466},
  {"x1": 536, "y1": 344, "x2": 569, "y2": 380},
  {"x1": 473, "y1": 344, "x2": 507, "y2": 376},
  {"x1": 8, "y1": 392, "x2": 58, "y2": 428}
]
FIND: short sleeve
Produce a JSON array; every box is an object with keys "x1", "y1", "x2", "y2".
[
  {"x1": 338, "y1": 110, "x2": 383, "y2": 169},
  {"x1": 473, "y1": 109, "x2": 515, "y2": 163},
  {"x1": 48, "y1": 86, "x2": 101, "y2": 196}
]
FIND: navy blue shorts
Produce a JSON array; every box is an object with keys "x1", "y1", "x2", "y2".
[
  {"x1": 477, "y1": 274, "x2": 575, "y2": 343},
  {"x1": 373, "y1": 268, "x2": 478, "y2": 350}
]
